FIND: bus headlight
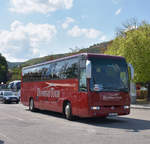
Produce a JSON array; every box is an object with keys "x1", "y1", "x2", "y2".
[
  {"x1": 91, "y1": 106, "x2": 101, "y2": 110},
  {"x1": 124, "y1": 105, "x2": 130, "y2": 109}
]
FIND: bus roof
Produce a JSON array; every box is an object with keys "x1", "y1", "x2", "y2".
[{"x1": 22, "y1": 53, "x2": 125, "y2": 70}]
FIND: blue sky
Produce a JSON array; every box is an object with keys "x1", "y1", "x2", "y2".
[{"x1": 0, "y1": 0, "x2": 150, "y2": 62}]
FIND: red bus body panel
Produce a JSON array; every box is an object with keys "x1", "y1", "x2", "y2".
[
  {"x1": 21, "y1": 79, "x2": 80, "y2": 115},
  {"x1": 21, "y1": 79, "x2": 130, "y2": 118}
]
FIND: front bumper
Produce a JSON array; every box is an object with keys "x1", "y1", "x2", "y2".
[
  {"x1": 86, "y1": 105, "x2": 130, "y2": 118},
  {"x1": 4, "y1": 98, "x2": 19, "y2": 103}
]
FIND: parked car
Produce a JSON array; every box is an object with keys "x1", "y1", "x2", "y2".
[
  {"x1": 0, "y1": 91, "x2": 20, "y2": 104},
  {"x1": 8, "y1": 80, "x2": 21, "y2": 91}
]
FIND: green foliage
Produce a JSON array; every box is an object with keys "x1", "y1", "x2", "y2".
[
  {"x1": 105, "y1": 23, "x2": 150, "y2": 83},
  {"x1": 79, "y1": 41, "x2": 111, "y2": 54},
  {"x1": 0, "y1": 53, "x2": 8, "y2": 83},
  {"x1": 10, "y1": 67, "x2": 21, "y2": 81}
]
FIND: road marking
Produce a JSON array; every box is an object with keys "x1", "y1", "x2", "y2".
[
  {"x1": 87, "y1": 128, "x2": 96, "y2": 134},
  {"x1": 0, "y1": 132, "x2": 9, "y2": 140},
  {"x1": 0, "y1": 132, "x2": 15, "y2": 143}
]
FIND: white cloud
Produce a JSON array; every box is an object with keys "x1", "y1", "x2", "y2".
[
  {"x1": 0, "y1": 21, "x2": 57, "y2": 62},
  {"x1": 115, "y1": 8, "x2": 122, "y2": 15},
  {"x1": 62, "y1": 17, "x2": 75, "y2": 29},
  {"x1": 68, "y1": 25, "x2": 101, "y2": 39},
  {"x1": 99, "y1": 35, "x2": 107, "y2": 42},
  {"x1": 9, "y1": 0, "x2": 74, "y2": 14}
]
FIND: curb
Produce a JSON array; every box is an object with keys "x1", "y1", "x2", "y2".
[{"x1": 131, "y1": 105, "x2": 150, "y2": 110}]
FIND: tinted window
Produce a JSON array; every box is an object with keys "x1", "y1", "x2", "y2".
[
  {"x1": 65, "y1": 58, "x2": 79, "y2": 79},
  {"x1": 22, "y1": 57, "x2": 79, "y2": 81}
]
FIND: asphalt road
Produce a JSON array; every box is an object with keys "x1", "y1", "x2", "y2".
[{"x1": 0, "y1": 103, "x2": 150, "y2": 144}]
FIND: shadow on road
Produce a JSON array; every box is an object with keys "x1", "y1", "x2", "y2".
[
  {"x1": 26, "y1": 109, "x2": 65, "y2": 119},
  {"x1": 0, "y1": 140, "x2": 4, "y2": 144},
  {"x1": 76, "y1": 117, "x2": 150, "y2": 132},
  {"x1": 27, "y1": 109, "x2": 150, "y2": 132}
]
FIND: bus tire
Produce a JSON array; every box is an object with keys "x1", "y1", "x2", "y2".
[
  {"x1": 29, "y1": 98, "x2": 35, "y2": 112},
  {"x1": 65, "y1": 102, "x2": 73, "y2": 120}
]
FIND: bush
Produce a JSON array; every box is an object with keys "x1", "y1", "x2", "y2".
[{"x1": 137, "y1": 89, "x2": 148, "y2": 99}]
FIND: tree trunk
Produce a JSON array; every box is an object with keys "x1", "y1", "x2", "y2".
[{"x1": 147, "y1": 83, "x2": 150, "y2": 101}]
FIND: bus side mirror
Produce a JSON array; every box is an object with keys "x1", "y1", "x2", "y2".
[
  {"x1": 86, "y1": 60, "x2": 92, "y2": 79},
  {"x1": 128, "y1": 63, "x2": 134, "y2": 80}
]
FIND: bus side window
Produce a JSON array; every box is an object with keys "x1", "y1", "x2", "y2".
[{"x1": 65, "y1": 58, "x2": 78, "y2": 79}]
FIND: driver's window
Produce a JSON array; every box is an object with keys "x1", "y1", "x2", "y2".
[
  {"x1": 79, "y1": 69, "x2": 87, "y2": 91},
  {"x1": 120, "y1": 72, "x2": 128, "y2": 87}
]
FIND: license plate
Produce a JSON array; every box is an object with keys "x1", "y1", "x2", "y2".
[{"x1": 108, "y1": 113, "x2": 118, "y2": 116}]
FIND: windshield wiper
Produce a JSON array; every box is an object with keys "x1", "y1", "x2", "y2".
[
  {"x1": 97, "y1": 87, "x2": 118, "y2": 92},
  {"x1": 80, "y1": 87, "x2": 87, "y2": 92},
  {"x1": 102, "y1": 87, "x2": 128, "y2": 92},
  {"x1": 114, "y1": 88, "x2": 129, "y2": 92}
]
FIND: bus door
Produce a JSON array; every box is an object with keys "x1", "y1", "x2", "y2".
[{"x1": 78, "y1": 60, "x2": 88, "y2": 116}]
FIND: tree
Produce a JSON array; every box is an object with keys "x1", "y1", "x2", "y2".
[
  {"x1": 115, "y1": 18, "x2": 139, "y2": 37},
  {"x1": 9, "y1": 67, "x2": 21, "y2": 81},
  {"x1": 0, "y1": 53, "x2": 8, "y2": 83},
  {"x1": 105, "y1": 22, "x2": 150, "y2": 100}
]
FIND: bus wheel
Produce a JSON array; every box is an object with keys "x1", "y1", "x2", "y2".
[
  {"x1": 29, "y1": 98, "x2": 35, "y2": 112},
  {"x1": 65, "y1": 103, "x2": 73, "y2": 120}
]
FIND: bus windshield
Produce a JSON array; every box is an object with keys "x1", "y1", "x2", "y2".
[{"x1": 90, "y1": 57, "x2": 129, "y2": 92}]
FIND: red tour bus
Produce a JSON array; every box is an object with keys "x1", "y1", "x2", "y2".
[{"x1": 21, "y1": 53, "x2": 132, "y2": 120}]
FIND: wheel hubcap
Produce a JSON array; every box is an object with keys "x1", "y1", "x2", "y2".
[
  {"x1": 65, "y1": 105, "x2": 70, "y2": 118},
  {"x1": 30, "y1": 99, "x2": 33, "y2": 110}
]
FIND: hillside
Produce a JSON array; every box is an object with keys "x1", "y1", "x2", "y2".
[
  {"x1": 7, "y1": 61, "x2": 23, "y2": 69},
  {"x1": 21, "y1": 40, "x2": 112, "y2": 67},
  {"x1": 79, "y1": 41, "x2": 112, "y2": 53}
]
